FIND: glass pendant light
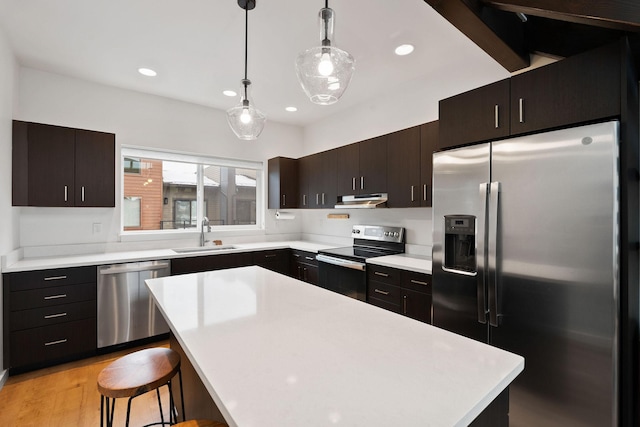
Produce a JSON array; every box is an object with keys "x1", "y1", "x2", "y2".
[
  {"x1": 227, "y1": 0, "x2": 266, "y2": 140},
  {"x1": 295, "y1": 0, "x2": 355, "y2": 105}
]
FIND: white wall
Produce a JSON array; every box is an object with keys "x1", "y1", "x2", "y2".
[
  {"x1": 15, "y1": 68, "x2": 305, "y2": 249},
  {"x1": 0, "y1": 25, "x2": 18, "y2": 373}
]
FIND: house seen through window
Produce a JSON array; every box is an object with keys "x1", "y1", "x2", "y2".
[{"x1": 122, "y1": 149, "x2": 261, "y2": 232}]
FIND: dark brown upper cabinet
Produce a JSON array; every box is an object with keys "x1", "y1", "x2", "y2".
[
  {"x1": 510, "y1": 41, "x2": 621, "y2": 136},
  {"x1": 439, "y1": 40, "x2": 623, "y2": 151},
  {"x1": 268, "y1": 157, "x2": 298, "y2": 209},
  {"x1": 12, "y1": 121, "x2": 115, "y2": 207},
  {"x1": 298, "y1": 155, "x2": 313, "y2": 208},
  {"x1": 420, "y1": 121, "x2": 438, "y2": 207},
  {"x1": 438, "y1": 78, "x2": 510, "y2": 150},
  {"x1": 307, "y1": 149, "x2": 337, "y2": 209},
  {"x1": 387, "y1": 126, "x2": 421, "y2": 208},
  {"x1": 336, "y1": 136, "x2": 388, "y2": 196}
]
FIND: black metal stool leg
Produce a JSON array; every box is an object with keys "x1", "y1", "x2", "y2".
[
  {"x1": 125, "y1": 396, "x2": 134, "y2": 427},
  {"x1": 156, "y1": 387, "x2": 165, "y2": 425},
  {"x1": 167, "y1": 380, "x2": 176, "y2": 424},
  {"x1": 178, "y1": 368, "x2": 186, "y2": 422},
  {"x1": 100, "y1": 395, "x2": 105, "y2": 427},
  {"x1": 108, "y1": 397, "x2": 115, "y2": 427}
]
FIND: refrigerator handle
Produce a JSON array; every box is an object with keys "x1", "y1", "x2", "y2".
[
  {"x1": 488, "y1": 181, "x2": 501, "y2": 327},
  {"x1": 477, "y1": 183, "x2": 489, "y2": 324}
]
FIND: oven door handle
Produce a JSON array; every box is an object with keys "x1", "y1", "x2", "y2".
[{"x1": 316, "y1": 254, "x2": 366, "y2": 271}]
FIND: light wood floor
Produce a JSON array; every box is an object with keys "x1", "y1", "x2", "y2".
[{"x1": 0, "y1": 340, "x2": 174, "y2": 427}]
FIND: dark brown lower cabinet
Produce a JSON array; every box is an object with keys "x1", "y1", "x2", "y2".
[
  {"x1": 171, "y1": 252, "x2": 253, "y2": 275},
  {"x1": 290, "y1": 250, "x2": 319, "y2": 285},
  {"x1": 252, "y1": 249, "x2": 290, "y2": 275},
  {"x1": 367, "y1": 264, "x2": 431, "y2": 324},
  {"x1": 3, "y1": 266, "x2": 97, "y2": 373}
]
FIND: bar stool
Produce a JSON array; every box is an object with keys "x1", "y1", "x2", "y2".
[
  {"x1": 173, "y1": 421, "x2": 228, "y2": 427},
  {"x1": 97, "y1": 347, "x2": 186, "y2": 427}
]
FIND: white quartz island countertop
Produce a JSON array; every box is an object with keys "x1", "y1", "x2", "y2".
[{"x1": 146, "y1": 266, "x2": 523, "y2": 427}]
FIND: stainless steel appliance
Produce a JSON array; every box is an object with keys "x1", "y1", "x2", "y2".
[
  {"x1": 432, "y1": 120, "x2": 619, "y2": 426},
  {"x1": 317, "y1": 225, "x2": 405, "y2": 301},
  {"x1": 97, "y1": 260, "x2": 171, "y2": 348}
]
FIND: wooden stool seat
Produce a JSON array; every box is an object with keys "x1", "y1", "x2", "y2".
[
  {"x1": 97, "y1": 347, "x2": 185, "y2": 426},
  {"x1": 98, "y1": 347, "x2": 181, "y2": 399},
  {"x1": 173, "y1": 421, "x2": 228, "y2": 427}
]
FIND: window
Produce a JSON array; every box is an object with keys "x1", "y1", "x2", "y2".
[{"x1": 121, "y1": 147, "x2": 263, "y2": 233}]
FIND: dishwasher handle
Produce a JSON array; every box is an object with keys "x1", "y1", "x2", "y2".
[{"x1": 99, "y1": 261, "x2": 171, "y2": 275}]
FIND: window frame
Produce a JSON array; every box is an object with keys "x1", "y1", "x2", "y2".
[{"x1": 120, "y1": 146, "x2": 264, "y2": 238}]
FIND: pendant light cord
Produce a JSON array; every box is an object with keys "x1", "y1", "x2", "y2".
[
  {"x1": 244, "y1": 6, "x2": 248, "y2": 81},
  {"x1": 322, "y1": 0, "x2": 330, "y2": 46}
]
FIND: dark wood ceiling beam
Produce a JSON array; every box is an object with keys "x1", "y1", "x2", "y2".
[
  {"x1": 425, "y1": 0, "x2": 530, "y2": 72},
  {"x1": 483, "y1": 0, "x2": 640, "y2": 31}
]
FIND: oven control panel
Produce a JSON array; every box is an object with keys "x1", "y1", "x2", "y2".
[{"x1": 351, "y1": 225, "x2": 405, "y2": 243}]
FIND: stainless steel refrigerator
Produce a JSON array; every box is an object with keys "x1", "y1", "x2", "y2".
[{"x1": 432, "y1": 120, "x2": 619, "y2": 426}]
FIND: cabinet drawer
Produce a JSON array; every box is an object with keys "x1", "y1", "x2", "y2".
[
  {"x1": 10, "y1": 317, "x2": 96, "y2": 368},
  {"x1": 403, "y1": 271, "x2": 432, "y2": 293},
  {"x1": 367, "y1": 281, "x2": 401, "y2": 305},
  {"x1": 291, "y1": 250, "x2": 318, "y2": 266},
  {"x1": 6, "y1": 266, "x2": 96, "y2": 291},
  {"x1": 11, "y1": 282, "x2": 96, "y2": 311},
  {"x1": 367, "y1": 265, "x2": 401, "y2": 285},
  {"x1": 368, "y1": 297, "x2": 400, "y2": 314},
  {"x1": 10, "y1": 300, "x2": 96, "y2": 331}
]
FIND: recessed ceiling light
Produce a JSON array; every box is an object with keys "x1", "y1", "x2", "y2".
[
  {"x1": 285, "y1": 106, "x2": 298, "y2": 112},
  {"x1": 394, "y1": 44, "x2": 414, "y2": 56},
  {"x1": 138, "y1": 67, "x2": 157, "y2": 77},
  {"x1": 223, "y1": 90, "x2": 237, "y2": 97}
]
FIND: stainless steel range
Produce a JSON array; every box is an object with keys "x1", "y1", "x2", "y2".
[{"x1": 316, "y1": 225, "x2": 405, "y2": 301}]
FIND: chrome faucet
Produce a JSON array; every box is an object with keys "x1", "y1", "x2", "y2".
[{"x1": 200, "y1": 217, "x2": 210, "y2": 246}]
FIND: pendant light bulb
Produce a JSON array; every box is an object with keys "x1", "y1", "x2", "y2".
[
  {"x1": 226, "y1": 0, "x2": 266, "y2": 140},
  {"x1": 295, "y1": 3, "x2": 355, "y2": 105}
]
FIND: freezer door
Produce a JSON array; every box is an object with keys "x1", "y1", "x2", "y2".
[
  {"x1": 432, "y1": 143, "x2": 491, "y2": 343},
  {"x1": 490, "y1": 121, "x2": 619, "y2": 426}
]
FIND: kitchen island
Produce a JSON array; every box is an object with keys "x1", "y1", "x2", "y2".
[{"x1": 146, "y1": 266, "x2": 523, "y2": 426}]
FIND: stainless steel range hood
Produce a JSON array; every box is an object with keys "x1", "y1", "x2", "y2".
[{"x1": 334, "y1": 193, "x2": 388, "y2": 209}]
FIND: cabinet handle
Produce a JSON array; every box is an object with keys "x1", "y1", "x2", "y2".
[
  {"x1": 316, "y1": 193, "x2": 320, "y2": 205},
  {"x1": 305, "y1": 256, "x2": 315, "y2": 261},
  {"x1": 44, "y1": 339, "x2": 67, "y2": 346},
  {"x1": 282, "y1": 194, "x2": 286, "y2": 206},
  {"x1": 410, "y1": 279, "x2": 429, "y2": 286},
  {"x1": 64, "y1": 185, "x2": 68, "y2": 202},
  {"x1": 265, "y1": 254, "x2": 277, "y2": 258},
  {"x1": 374, "y1": 289, "x2": 390, "y2": 296},
  {"x1": 322, "y1": 193, "x2": 325, "y2": 205},
  {"x1": 423, "y1": 184, "x2": 427, "y2": 201},
  {"x1": 303, "y1": 267, "x2": 308, "y2": 281},
  {"x1": 352, "y1": 177, "x2": 356, "y2": 191},
  {"x1": 519, "y1": 98, "x2": 525, "y2": 123},
  {"x1": 44, "y1": 294, "x2": 67, "y2": 300},
  {"x1": 293, "y1": 253, "x2": 300, "y2": 258},
  {"x1": 494, "y1": 105, "x2": 499, "y2": 128},
  {"x1": 403, "y1": 295, "x2": 407, "y2": 314},
  {"x1": 44, "y1": 312, "x2": 67, "y2": 319},
  {"x1": 81, "y1": 186, "x2": 85, "y2": 202},
  {"x1": 44, "y1": 275, "x2": 67, "y2": 281},
  {"x1": 411, "y1": 185, "x2": 415, "y2": 202},
  {"x1": 374, "y1": 271, "x2": 389, "y2": 277},
  {"x1": 303, "y1": 194, "x2": 306, "y2": 206},
  {"x1": 297, "y1": 265, "x2": 302, "y2": 279},
  {"x1": 360, "y1": 176, "x2": 364, "y2": 190}
]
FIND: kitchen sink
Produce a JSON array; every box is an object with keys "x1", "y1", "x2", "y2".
[{"x1": 172, "y1": 245, "x2": 237, "y2": 253}]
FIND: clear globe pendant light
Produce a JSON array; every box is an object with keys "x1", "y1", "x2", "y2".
[
  {"x1": 295, "y1": 1, "x2": 355, "y2": 105},
  {"x1": 227, "y1": 0, "x2": 266, "y2": 140}
]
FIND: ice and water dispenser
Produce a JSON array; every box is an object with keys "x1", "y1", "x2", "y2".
[{"x1": 443, "y1": 215, "x2": 477, "y2": 274}]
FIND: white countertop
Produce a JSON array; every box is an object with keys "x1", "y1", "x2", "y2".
[
  {"x1": 2, "y1": 241, "x2": 431, "y2": 275},
  {"x1": 146, "y1": 266, "x2": 523, "y2": 427},
  {"x1": 367, "y1": 253, "x2": 432, "y2": 274}
]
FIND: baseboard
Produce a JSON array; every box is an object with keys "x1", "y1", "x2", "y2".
[{"x1": 0, "y1": 369, "x2": 8, "y2": 391}]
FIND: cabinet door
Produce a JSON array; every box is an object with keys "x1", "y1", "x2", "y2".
[
  {"x1": 268, "y1": 157, "x2": 298, "y2": 209},
  {"x1": 319, "y1": 149, "x2": 337, "y2": 208},
  {"x1": 298, "y1": 155, "x2": 313, "y2": 208},
  {"x1": 335, "y1": 143, "x2": 359, "y2": 196},
  {"x1": 438, "y1": 78, "x2": 510, "y2": 150},
  {"x1": 420, "y1": 121, "x2": 438, "y2": 207},
  {"x1": 387, "y1": 126, "x2": 421, "y2": 208},
  {"x1": 75, "y1": 129, "x2": 115, "y2": 207},
  {"x1": 306, "y1": 153, "x2": 323, "y2": 208},
  {"x1": 510, "y1": 41, "x2": 620, "y2": 136},
  {"x1": 27, "y1": 123, "x2": 76, "y2": 207},
  {"x1": 401, "y1": 289, "x2": 431, "y2": 324},
  {"x1": 359, "y1": 135, "x2": 388, "y2": 194}
]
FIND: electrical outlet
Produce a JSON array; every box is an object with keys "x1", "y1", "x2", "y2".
[{"x1": 92, "y1": 223, "x2": 102, "y2": 234}]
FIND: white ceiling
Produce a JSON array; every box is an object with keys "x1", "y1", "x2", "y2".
[{"x1": 0, "y1": 0, "x2": 510, "y2": 127}]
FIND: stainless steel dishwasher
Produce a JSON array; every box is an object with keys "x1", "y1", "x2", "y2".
[{"x1": 97, "y1": 260, "x2": 171, "y2": 348}]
